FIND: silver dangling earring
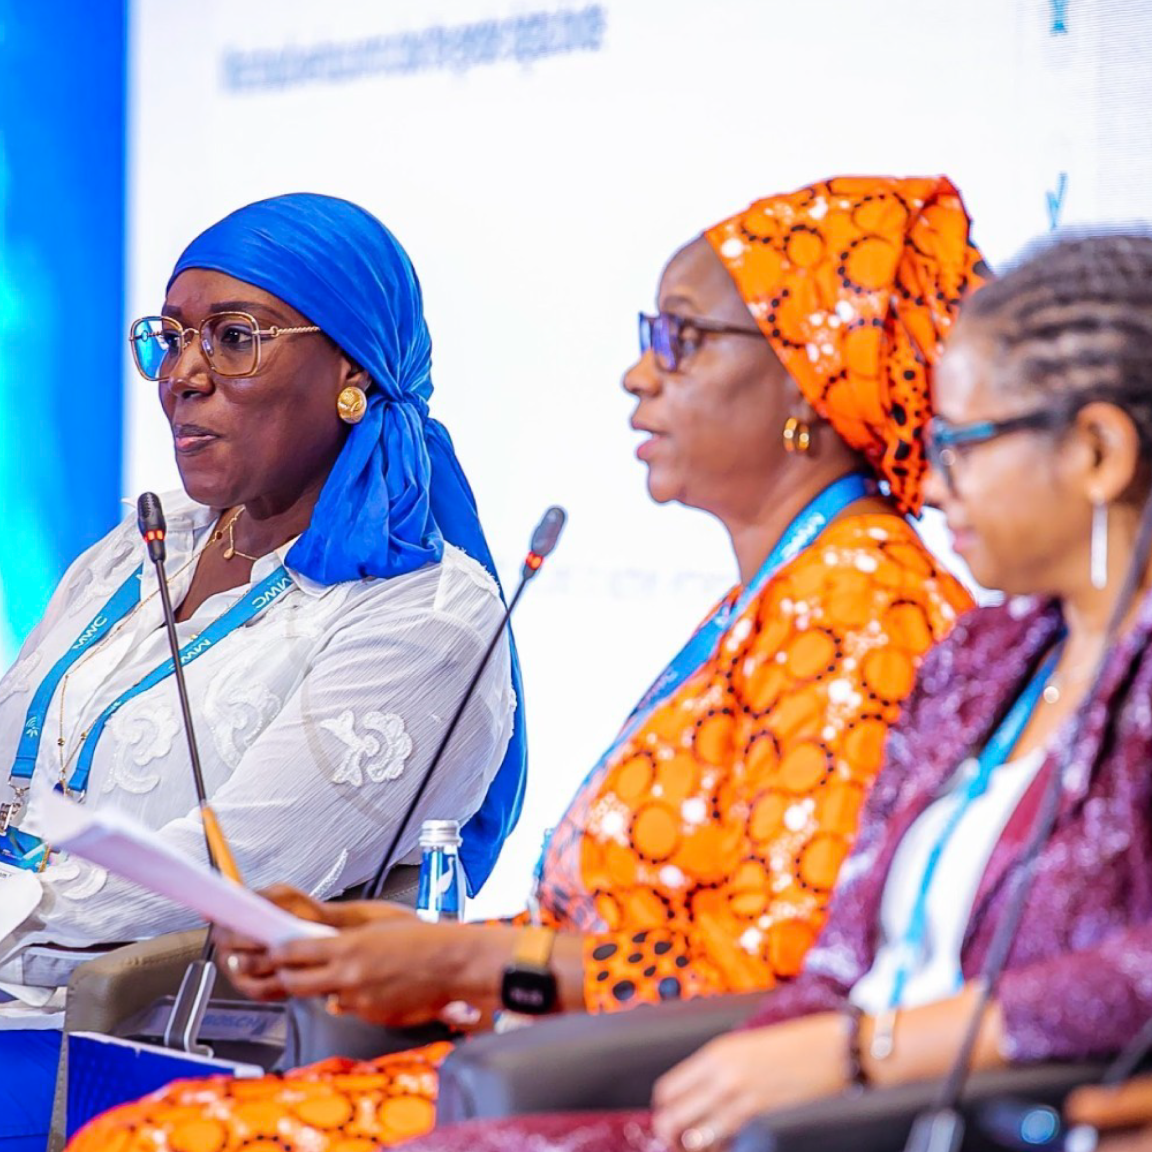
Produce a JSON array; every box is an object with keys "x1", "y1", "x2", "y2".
[{"x1": 1091, "y1": 498, "x2": 1110, "y2": 591}]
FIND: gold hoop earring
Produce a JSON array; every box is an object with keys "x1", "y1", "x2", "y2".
[
  {"x1": 782, "y1": 416, "x2": 812, "y2": 454},
  {"x1": 337, "y1": 386, "x2": 368, "y2": 425}
]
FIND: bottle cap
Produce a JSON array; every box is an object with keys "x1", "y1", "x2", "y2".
[{"x1": 419, "y1": 819, "x2": 462, "y2": 849}]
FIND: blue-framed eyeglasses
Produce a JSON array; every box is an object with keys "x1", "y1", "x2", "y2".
[
  {"x1": 925, "y1": 410, "x2": 1063, "y2": 494},
  {"x1": 927, "y1": 386, "x2": 1147, "y2": 495},
  {"x1": 638, "y1": 311, "x2": 763, "y2": 373}
]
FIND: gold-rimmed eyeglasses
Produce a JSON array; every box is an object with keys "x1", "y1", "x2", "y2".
[{"x1": 128, "y1": 311, "x2": 322, "y2": 381}]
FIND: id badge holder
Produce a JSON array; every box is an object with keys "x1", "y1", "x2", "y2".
[{"x1": 0, "y1": 826, "x2": 51, "y2": 872}]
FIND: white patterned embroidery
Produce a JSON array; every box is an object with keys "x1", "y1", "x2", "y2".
[
  {"x1": 274, "y1": 588, "x2": 342, "y2": 641},
  {"x1": 44, "y1": 858, "x2": 82, "y2": 883},
  {"x1": 64, "y1": 566, "x2": 96, "y2": 614},
  {"x1": 45, "y1": 859, "x2": 109, "y2": 901},
  {"x1": 443, "y1": 547, "x2": 500, "y2": 600},
  {"x1": 310, "y1": 848, "x2": 350, "y2": 900},
  {"x1": 0, "y1": 649, "x2": 42, "y2": 706},
  {"x1": 203, "y1": 664, "x2": 283, "y2": 769},
  {"x1": 322, "y1": 710, "x2": 413, "y2": 787},
  {"x1": 68, "y1": 529, "x2": 138, "y2": 612},
  {"x1": 101, "y1": 702, "x2": 180, "y2": 795}
]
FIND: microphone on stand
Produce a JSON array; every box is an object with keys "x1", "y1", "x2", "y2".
[
  {"x1": 137, "y1": 493, "x2": 243, "y2": 882},
  {"x1": 275, "y1": 506, "x2": 567, "y2": 1064},
  {"x1": 901, "y1": 483, "x2": 1152, "y2": 1152},
  {"x1": 136, "y1": 491, "x2": 243, "y2": 1053},
  {"x1": 365, "y1": 504, "x2": 567, "y2": 900}
]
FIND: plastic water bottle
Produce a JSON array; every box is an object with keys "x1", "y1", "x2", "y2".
[
  {"x1": 417, "y1": 820, "x2": 480, "y2": 1027},
  {"x1": 416, "y1": 819, "x2": 466, "y2": 923}
]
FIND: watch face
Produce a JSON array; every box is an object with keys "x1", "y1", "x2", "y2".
[{"x1": 501, "y1": 967, "x2": 559, "y2": 1015}]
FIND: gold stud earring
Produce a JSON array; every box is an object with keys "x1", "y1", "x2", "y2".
[
  {"x1": 782, "y1": 415, "x2": 812, "y2": 454},
  {"x1": 337, "y1": 386, "x2": 368, "y2": 425}
]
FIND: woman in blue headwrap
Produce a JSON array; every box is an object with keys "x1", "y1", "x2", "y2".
[{"x1": 0, "y1": 193, "x2": 526, "y2": 1149}]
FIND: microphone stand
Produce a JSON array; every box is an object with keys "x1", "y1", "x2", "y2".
[
  {"x1": 903, "y1": 486, "x2": 1152, "y2": 1152},
  {"x1": 365, "y1": 505, "x2": 567, "y2": 899},
  {"x1": 137, "y1": 493, "x2": 243, "y2": 1055},
  {"x1": 277, "y1": 507, "x2": 566, "y2": 1069}
]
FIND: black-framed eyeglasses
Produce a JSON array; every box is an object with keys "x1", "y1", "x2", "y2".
[
  {"x1": 638, "y1": 311, "x2": 764, "y2": 373},
  {"x1": 128, "y1": 312, "x2": 323, "y2": 381},
  {"x1": 926, "y1": 409, "x2": 1064, "y2": 494}
]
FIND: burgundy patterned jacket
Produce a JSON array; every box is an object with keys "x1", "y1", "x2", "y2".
[{"x1": 744, "y1": 590, "x2": 1152, "y2": 1062}]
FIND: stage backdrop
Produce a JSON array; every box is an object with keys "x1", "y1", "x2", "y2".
[
  {"x1": 4, "y1": 0, "x2": 1152, "y2": 915},
  {"x1": 0, "y1": 2, "x2": 126, "y2": 660}
]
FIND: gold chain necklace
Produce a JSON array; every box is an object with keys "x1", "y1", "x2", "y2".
[
  {"x1": 222, "y1": 506, "x2": 261, "y2": 562},
  {"x1": 54, "y1": 510, "x2": 241, "y2": 788}
]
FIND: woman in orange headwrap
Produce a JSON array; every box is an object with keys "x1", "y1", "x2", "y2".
[{"x1": 69, "y1": 176, "x2": 984, "y2": 1152}]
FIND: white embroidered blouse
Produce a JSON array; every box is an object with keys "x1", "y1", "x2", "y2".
[{"x1": 0, "y1": 490, "x2": 516, "y2": 1023}]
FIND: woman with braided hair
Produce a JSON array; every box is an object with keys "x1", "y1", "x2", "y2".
[{"x1": 395, "y1": 231, "x2": 1152, "y2": 1152}]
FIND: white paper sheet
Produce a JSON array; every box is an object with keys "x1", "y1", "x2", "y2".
[
  {"x1": 36, "y1": 792, "x2": 336, "y2": 948},
  {"x1": 0, "y1": 868, "x2": 57, "y2": 1025}
]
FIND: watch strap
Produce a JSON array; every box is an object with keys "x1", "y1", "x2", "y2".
[{"x1": 513, "y1": 924, "x2": 557, "y2": 970}]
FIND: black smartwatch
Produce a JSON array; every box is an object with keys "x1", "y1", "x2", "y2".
[{"x1": 500, "y1": 925, "x2": 559, "y2": 1016}]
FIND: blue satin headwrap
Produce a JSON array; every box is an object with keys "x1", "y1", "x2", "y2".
[{"x1": 168, "y1": 193, "x2": 526, "y2": 894}]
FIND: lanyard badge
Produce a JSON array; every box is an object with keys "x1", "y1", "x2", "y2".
[
  {"x1": 0, "y1": 822, "x2": 50, "y2": 872},
  {"x1": 0, "y1": 786, "x2": 46, "y2": 871},
  {"x1": 1, "y1": 783, "x2": 48, "y2": 872}
]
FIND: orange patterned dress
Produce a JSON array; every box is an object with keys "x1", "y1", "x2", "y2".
[{"x1": 70, "y1": 512, "x2": 971, "y2": 1152}]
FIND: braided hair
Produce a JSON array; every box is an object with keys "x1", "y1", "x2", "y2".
[{"x1": 960, "y1": 232, "x2": 1152, "y2": 461}]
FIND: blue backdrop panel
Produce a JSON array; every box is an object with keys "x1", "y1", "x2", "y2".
[{"x1": 0, "y1": 2, "x2": 127, "y2": 662}]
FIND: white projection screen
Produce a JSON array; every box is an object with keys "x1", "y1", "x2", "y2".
[{"x1": 126, "y1": 0, "x2": 1152, "y2": 914}]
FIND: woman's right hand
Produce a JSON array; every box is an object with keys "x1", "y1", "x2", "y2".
[{"x1": 215, "y1": 884, "x2": 415, "y2": 1002}]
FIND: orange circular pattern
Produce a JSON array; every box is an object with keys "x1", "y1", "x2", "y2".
[
  {"x1": 68, "y1": 1044, "x2": 455, "y2": 1152},
  {"x1": 543, "y1": 513, "x2": 970, "y2": 1013},
  {"x1": 706, "y1": 175, "x2": 987, "y2": 515}
]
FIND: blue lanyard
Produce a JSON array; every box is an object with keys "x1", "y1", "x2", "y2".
[
  {"x1": 9, "y1": 564, "x2": 294, "y2": 799},
  {"x1": 620, "y1": 472, "x2": 874, "y2": 744},
  {"x1": 883, "y1": 644, "x2": 1064, "y2": 1013},
  {"x1": 11, "y1": 568, "x2": 144, "y2": 786},
  {"x1": 535, "y1": 471, "x2": 876, "y2": 880},
  {"x1": 66, "y1": 566, "x2": 295, "y2": 797}
]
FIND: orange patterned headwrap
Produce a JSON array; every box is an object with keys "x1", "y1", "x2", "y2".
[{"x1": 705, "y1": 176, "x2": 986, "y2": 515}]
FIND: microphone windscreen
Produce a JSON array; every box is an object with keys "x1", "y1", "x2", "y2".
[
  {"x1": 137, "y1": 491, "x2": 166, "y2": 536},
  {"x1": 530, "y1": 506, "x2": 567, "y2": 559}
]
